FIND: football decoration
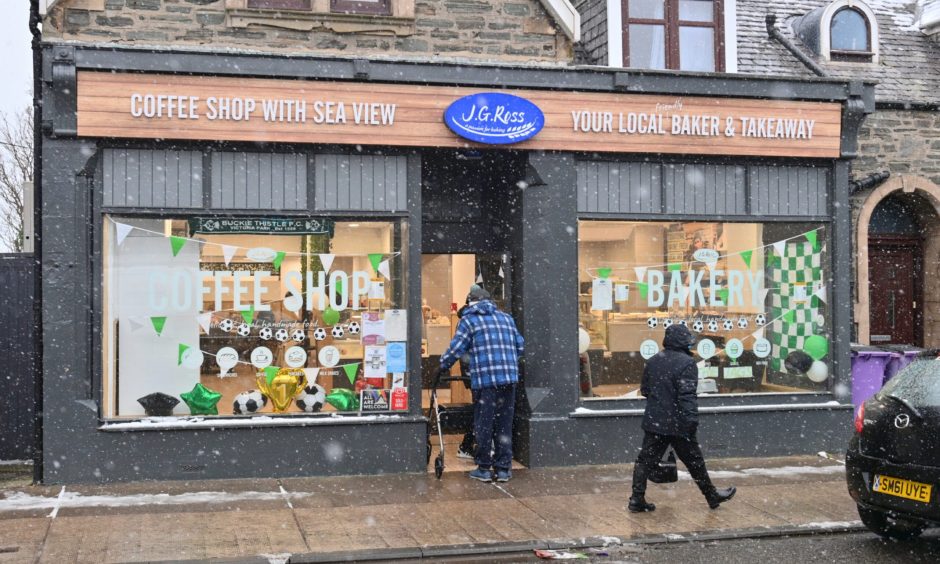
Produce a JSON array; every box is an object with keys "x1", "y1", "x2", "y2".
[
  {"x1": 722, "y1": 319, "x2": 734, "y2": 331},
  {"x1": 274, "y1": 328, "x2": 290, "y2": 342},
  {"x1": 331, "y1": 325, "x2": 346, "y2": 339},
  {"x1": 692, "y1": 320, "x2": 704, "y2": 332},
  {"x1": 236, "y1": 323, "x2": 252, "y2": 337},
  {"x1": 233, "y1": 389, "x2": 267, "y2": 415},
  {"x1": 137, "y1": 392, "x2": 179, "y2": 417},
  {"x1": 291, "y1": 329, "x2": 306, "y2": 343},
  {"x1": 678, "y1": 320, "x2": 688, "y2": 327},
  {"x1": 663, "y1": 319, "x2": 674, "y2": 329},
  {"x1": 756, "y1": 313, "x2": 767, "y2": 326},
  {"x1": 218, "y1": 319, "x2": 235, "y2": 333},
  {"x1": 707, "y1": 320, "x2": 719, "y2": 332},
  {"x1": 347, "y1": 321, "x2": 361, "y2": 335},
  {"x1": 737, "y1": 317, "x2": 749, "y2": 329},
  {"x1": 646, "y1": 317, "x2": 659, "y2": 329},
  {"x1": 295, "y1": 383, "x2": 326, "y2": 413},
  {"x1": 259, "y1": 327, "x2": 274, "y2": 340},
  {"x1": 313, "y1": 327, "x2": 328, "y2": 341}
]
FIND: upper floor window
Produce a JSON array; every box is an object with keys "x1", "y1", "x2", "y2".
[
  {"x1": 331, "y1": 0, "x2": 392, "y2": 15},
  {"x1": 622, "y1": 0, "x2": 724, "y2": 72},
  {"x1": 830, "y1": 7, "x2": 872, "y2": 61},
  {"x1": 245, "y1": 0, "x2": 392, "y2": 15}
]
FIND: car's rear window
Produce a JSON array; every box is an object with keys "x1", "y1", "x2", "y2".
[{"x1": 879, "y1": 358, "x2": 940, "y2": 408}]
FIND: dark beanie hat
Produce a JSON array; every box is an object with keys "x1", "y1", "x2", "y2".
[{"x1": 467, "y1": 284, "x2": 491, "y2": 302}]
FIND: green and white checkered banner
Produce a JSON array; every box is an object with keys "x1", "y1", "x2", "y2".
[{"x1": 769, "y1": 241, "x2": 824, "y2": 372}]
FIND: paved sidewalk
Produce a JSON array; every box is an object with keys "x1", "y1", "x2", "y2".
[{"x1": 0, "y1": 455, "x2": 859, "y2": 563}]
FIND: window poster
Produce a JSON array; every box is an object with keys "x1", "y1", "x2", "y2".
[
  {"x1": 369, "y1": 279, "x2": 386, "y2": 300},
  {"x1": 384, "y1": 309, "x2": 407, "y2": 341},
  {"x1": 364, "y1": 345, "x2": 387, "y2": 379},
  {"x1": 591, "y1": 278, "x2": 613, "y2": 311},
  {"x1": 386, "y1": 342, "x2": 407, "y2": 373},
  {"x1": 615, "y1": 283, "x2": 630, "y2": 302},
  {"x1": 361, "y1": 312, "x2": 386, "y2": 345}
]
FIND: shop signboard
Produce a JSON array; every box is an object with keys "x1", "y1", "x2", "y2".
[
  {"x1": 189, "y1": 217, "x2": 334, "y2": 235},
  {"x1": 443, "y1": 92, "x2": 544, "y2": 145},
  {"x1": 77, "y1": 72, "x2": 843, "y2": 158}
]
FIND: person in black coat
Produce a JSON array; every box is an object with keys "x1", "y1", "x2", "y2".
[{"x1": 628, "y1": 324, "x2": 736, "y2": 512}]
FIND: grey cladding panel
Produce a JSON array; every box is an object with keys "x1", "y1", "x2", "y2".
[
  {"x1": 749, "y1": 165, "x2": 829, "y2": 216},
  {"x1": 210, "y1": 152, "x2": 306, "y2": 210},
  {"x1": 315, "y1": 154, "x2": 408, "y2": 212},
  {"x1": 577, "y1": 161, "x2": 661, "y2": 214},
  {"x1": 103, "y1": 149, "x2": 202, "y2": 208},
  {"x1": 663, "y1": 163, "x2": 747, "y2": 215}
]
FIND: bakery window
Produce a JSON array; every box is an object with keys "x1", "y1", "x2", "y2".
[
  {"x1": 621, "y1": 0, "x2": 724, "y2": 72},
  {"x1": 101, "y1": 216, "x2": 408, "y2": 419},
  {"x1": 577, "y1": 220, "x2": 831, "y2": 400}
]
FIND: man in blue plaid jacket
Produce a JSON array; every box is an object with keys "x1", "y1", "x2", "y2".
[{"x1": 440, "y1": 285, "x2": 524, "y2": 483}]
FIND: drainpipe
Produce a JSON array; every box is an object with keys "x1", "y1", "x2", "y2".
[
  {"x1": 851, "y1": 171, "x2": 891, "y2": 194},
  {"x1": 28, "y1": 0, "x2": 43, "y2": 484},
  {"x1": 765, "y1": 14, "x2": 830, "y2": 78}
]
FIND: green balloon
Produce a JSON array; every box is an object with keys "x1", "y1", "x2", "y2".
[
  {"x1": 326, "y1": 388, "x2": 359, "y2": 411},
  {"x1": 322, "y1": 308, "x2": 340, "y2": 326},
  {"x1": 803, "y1": 335, "x2": 829, "y2": 361}
]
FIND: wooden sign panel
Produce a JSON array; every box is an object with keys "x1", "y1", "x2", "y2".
[{"x1": 77, "y1": 72, "x2": 842, "y2": 158}]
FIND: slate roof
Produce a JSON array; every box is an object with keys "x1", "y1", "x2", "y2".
[{"x1": 737, "y1": 0, "x2": 940, "y2": 105}]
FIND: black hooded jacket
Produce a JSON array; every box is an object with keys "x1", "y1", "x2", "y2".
[{"x1": 641, "y1": 324, "x2": 699, "y2": 437}]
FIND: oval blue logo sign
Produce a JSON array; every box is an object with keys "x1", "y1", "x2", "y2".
[{"x1": 444, "y1": 92, "x2": 544, "y2": 145}]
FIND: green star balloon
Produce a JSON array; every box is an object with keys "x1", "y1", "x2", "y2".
[{"x1": 180, "y1": 383, "x2": 222, "y2": 415}]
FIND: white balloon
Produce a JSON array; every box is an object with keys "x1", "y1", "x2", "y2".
[
  {"x1": 180, "y1": 347, "x2": 205, "y2": 370},
  {"x1": 216, "y1": 347, "x2": 239, "y2": 376},
  {"x1": 807, "y1": 360, "x2": 829, "y2": 383},
  {"x1": 578, "y1": 328, "x2": 591, "y2": 354}
]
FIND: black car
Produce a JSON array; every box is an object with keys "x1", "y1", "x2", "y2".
[{"x1": 846, "y1": 353, "x2": 940, "y2": 539}]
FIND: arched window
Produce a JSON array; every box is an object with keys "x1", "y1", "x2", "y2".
[{"x1": 830, "y1": 7, "x2": 871, "y2": 58}]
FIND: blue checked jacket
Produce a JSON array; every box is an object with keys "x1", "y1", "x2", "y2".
[{"x1": 440, "y1": 300, "x2": 524, "y2": 390}]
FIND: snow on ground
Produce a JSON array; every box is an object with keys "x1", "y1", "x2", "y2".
[
  {"x1": 0, "y1": 489, "x2": 312, "y2": 511},
  {"x1": 679, "y1": 464, "x2": 844, "y2": 480},
  {"x1": 99, "y1": 413, "x2": 403, "y2": 431},
  {"x1": 797, "y1": 520, "x2": 863, "y2": 529}
]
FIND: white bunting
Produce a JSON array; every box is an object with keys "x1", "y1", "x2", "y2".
[
  {"x1": 115, "y1": 222, "x2": 134, "y2": 246},
  {"x1": 498, "y1": 266, "x2": 504, "y2": 279},
  {"x1": 704, "y1": 260, "x2": 717, "y2": 271},
  {"x1": 320, "y1": 254, "x2": 335, "y2": 272},
  {"x1": 813, "y1": 285, "x2": 828, "y2": 303},
  {"x1": 128, "y1": 318, "x2": 145, "y2": 333},
  {"x1": 751, "y1": 327, "x2": 765, "y2": 340},
  {"x1": 378, "y1": 259, "x2": 391, "y2": 280},
  {"x1": 773, "y1": 241, "x2": 786, "y2": 258},
  {"x1": 307, "y1": 367, "x2": 321, "y2": 384},
  {"x1": 476, "y1": 273, "x2": 484, "y2": 284},
  {"x1": 760, "y1": 288, "x2": 770, "y2": 304},
  {"x1": 197, "y1": 313, "x2": 212, "y2": 334},
  {"x1": 222, "y1": 245, "x2": 237, "y2": 266},
  {"x1": 634, "y1": 266, "x2": 648, "y2": 282}
]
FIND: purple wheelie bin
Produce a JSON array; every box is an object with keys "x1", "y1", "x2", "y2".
[
  {"x1": 880, "y1": 344, "x2": 925, "y2": 384},
  {"x1": 850, "y1": 345, "x2": 897, "y2": 406}
]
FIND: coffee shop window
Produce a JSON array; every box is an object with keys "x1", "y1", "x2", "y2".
[
  {"x1": 578, "y1": 220, "x2": 831, "y2": 399},
  {"x1": 101, "y1": 216, "x2": 408, "y2": 420}
]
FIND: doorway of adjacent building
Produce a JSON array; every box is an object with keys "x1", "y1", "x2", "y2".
[{"x1": 867, "y1": 193, "x2": 932, "y2": 346}]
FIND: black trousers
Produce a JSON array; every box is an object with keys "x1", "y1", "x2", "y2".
[{"x1": 631, "y1": 431, "x2": 715, "y2": 498}]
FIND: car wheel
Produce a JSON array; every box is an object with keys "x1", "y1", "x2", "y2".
[{"x1": 857, "y1": 504, "x2": 926, "y2": 540}]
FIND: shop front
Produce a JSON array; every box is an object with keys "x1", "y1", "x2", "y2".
[{"x1": 39, "y1": 44, "x2": 872, "y2": 482}]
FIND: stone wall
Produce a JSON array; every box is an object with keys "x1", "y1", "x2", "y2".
[
  {"x1": 853, "y1": 109, "x2": 940, "y2": 186},
  {"x1": 45, "y1": 0, "x2": 572, "y2": 64}
]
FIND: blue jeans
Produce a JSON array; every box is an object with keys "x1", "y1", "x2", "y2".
[{"x1": 473, "y1": 385, "x2": 516, "y2": 471}]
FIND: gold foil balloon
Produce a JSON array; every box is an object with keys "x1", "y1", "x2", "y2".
[{"x1": 256, "y1": 368, "x2": 308, "y2": 413}]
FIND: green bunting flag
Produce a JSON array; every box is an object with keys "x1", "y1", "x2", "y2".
[
  {"x1": 805, "y1": 229, "x2": 820, "y2": 252},
  {"x1": 368, "y1": 253, "x2": 383, "y2": 274},
  {"x1": 740, "y1": 250, "x2": 753, "y2": 269},
  {"x1": 784, "y1": 309, "x2": 796, "y2": 324},
  {"x1": 717, "y1": 288, "x2": 730, "y2": 305},
  {"x1": 170, "y1": 236, "x2": 187, "y2": 257},
  {"x1": 240, "y1": 305, "x2": 255, "y2": 325},
  {"x1": 343, "y1": 363, "x2": 360, "y2": 386},
  {"x1": 151, "y1": 316, "x2": 167, "y2": 336},
  {"x1": 272, "y1": 251, "x2": 286, "y2": 271},
  {"x1": 263, "y1": 366, "x2": 279, "y2": 387},
  {"x1": 335, "y1": 278, "x2": 343, "y2": 296},
  {"x1": 597, "y1": 267, "x2": 612, "y2": 279},
  {"x1": 177, "y1": 343, "x2": 190, "y2": 366},
  {"x1": 667, "y1": 263, "x2": 681, "y2": 272},
  {"x1": 637, "y1": 282, "x2": 649, "y2": 300}
]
